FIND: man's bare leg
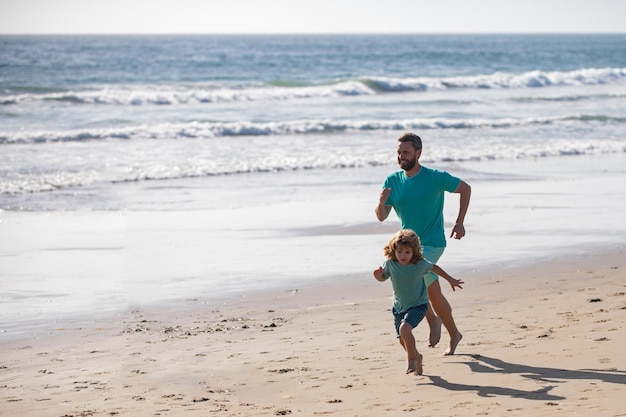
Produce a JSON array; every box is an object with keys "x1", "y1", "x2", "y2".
[
  {"x1": 425, "y1": 304, "x2": 442, "y2": 347},
  {"x1": 428, "y1": 280, "x2": 463, "y2": 355}
]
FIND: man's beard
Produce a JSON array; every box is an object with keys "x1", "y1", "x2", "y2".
[{"x1": 399, "y1": 156, "x2": 416, "y2": 171}]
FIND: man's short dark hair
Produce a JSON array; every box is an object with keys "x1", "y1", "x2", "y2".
[{"x1": 398, "y1": 133, "x2": 422, "y2": 150}]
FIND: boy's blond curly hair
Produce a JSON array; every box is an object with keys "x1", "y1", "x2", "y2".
[{"x1": 383, "y1": 229, "x2": 424, "y2": 264}]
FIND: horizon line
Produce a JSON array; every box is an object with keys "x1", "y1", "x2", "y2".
[{"x1": 1, "y1": 31, "x2": 625, "y2": 36}]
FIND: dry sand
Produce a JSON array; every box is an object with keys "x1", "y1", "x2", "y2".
[{"x1": 1, "y1": 250, "x2": 625, "y2": 417}]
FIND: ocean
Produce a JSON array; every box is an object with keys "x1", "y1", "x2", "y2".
[{"x1": 1, "y1": 34, "x2": 625, "y2": 336}]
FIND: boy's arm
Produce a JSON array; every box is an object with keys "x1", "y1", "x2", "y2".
[{"x1": 431, "y1": 264, "x2": 464, "y2": 291}]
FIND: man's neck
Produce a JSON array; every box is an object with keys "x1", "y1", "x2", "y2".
[{"x1": 404, "y1": 163, "x2": 422, "y2": 178}]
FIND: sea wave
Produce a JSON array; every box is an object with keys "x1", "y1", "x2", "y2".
[
  {"x1": 2, "y1": 67, "x2": 625, "y2": 107},
  {"x1": 2, "y1": 141, "x2": 624, "y2": 197},
  {"x1": 365, "y1": 67, "x2": 626, "y2": 92},
  {"x1": 1, "y1": 113, "x2": 624, "y2": 144}
]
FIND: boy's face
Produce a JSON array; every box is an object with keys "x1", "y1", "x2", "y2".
[{"x1": 394, "y1": 246, "x2": 413, "y2": 266}]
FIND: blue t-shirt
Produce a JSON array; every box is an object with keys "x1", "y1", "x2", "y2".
[
  {"x1": 381, "y1": 259, "x2": 432, "y2": 314},
  {"x1": 383, "y1": 166, "x2": 460, "y2": 247}
]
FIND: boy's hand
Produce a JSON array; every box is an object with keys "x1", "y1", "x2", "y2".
[
  {"x1": 373, "y1": 267, "x2": 385, "y2": 281},
  {"x1": 449, "y1": 278, "x2": 464, "y2": 291}
]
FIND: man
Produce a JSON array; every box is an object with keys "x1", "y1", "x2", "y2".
[{"x1": 375, "y1": 132, "x2": 471, "y2": 355}]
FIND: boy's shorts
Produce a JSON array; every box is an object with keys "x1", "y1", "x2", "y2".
[
  {"x1": 422, "y1": 246, "x2": 445, "y2": 287},
  {"x1": 393, "y1": 303, "x2": 428, "y2": 338}
]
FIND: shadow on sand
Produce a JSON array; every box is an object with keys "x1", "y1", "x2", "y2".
[{"x1": 418, "y1": 354, "x2": 626, "y2": 400}]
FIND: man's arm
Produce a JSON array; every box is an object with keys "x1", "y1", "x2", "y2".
[
  {"x1": 375, "y1": 188, "x2": 392, "y2": 221},
  {"x1": 450, "y1": 180, "x2": 471, "y2": 239}
]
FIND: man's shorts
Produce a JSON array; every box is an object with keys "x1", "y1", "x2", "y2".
[{"x1": 422, "y1": 246, "x2": 445, "y2": 287}]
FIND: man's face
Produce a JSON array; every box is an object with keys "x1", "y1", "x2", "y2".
[{"x1": 397, "y1": 141, "x2": 420, "y2": 171}]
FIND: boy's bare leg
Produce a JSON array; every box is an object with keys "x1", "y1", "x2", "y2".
[
  {"x1": 425, "y1": 304, "x2": 442, "y2": 347},
  {"x1": 399, "y1": 323, "x2": 423, "y2": 375},
  {"x1": 427, "y1": 280, "x2": 463, "y2": 355},
  {"x1": 398, "y1": 337, "x2": 407, "y2": 351}
]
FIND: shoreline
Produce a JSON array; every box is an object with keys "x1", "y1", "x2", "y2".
[
  {"x1": 2, "y1": 152, "x2": 626, "y2": 341},
  {"x1": 1, "y1": 248, "x2": 624, "y2": 416}
]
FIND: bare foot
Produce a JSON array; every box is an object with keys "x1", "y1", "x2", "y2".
[
  {"x1": 444, "y1": 332, "x2": 463, "y2": 356},
  {"x1": 416, "y1": 353, "x2": 423, "y2": 375},
  {"x1": 406, "y1": 360, "x2": 416, "y2": 375},
  {"x1": 428, "y1": 317, "x2": 442, "y2": 347},
  {"x1": 406, "y1": 354, "x2": 423, "y2": 375}
]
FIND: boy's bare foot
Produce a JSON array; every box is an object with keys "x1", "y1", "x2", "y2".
[
  {"x1": 444, "y1": 332, "x2": 463, "y2": 356},
  {"x1": 406, "y1": 354, "x2": 423, "y2": 375},
  {"x1": 428, "y1": 317, "x2": 442, "y2": 347},
  {"x1": 416, "y1": 353, "x2": 423, "y2": 375},
  {"x1": 406, "y1": 360, "x2": 417, "y2": 375}
]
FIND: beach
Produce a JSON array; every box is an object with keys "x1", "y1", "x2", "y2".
[
  {"x1": 1, "y1": 249, "x2": 624, "y2": 416},
  {"x1": 2, "y1": 34, "x2": 626, "y2": 416},
  {"x1": 2, "y1": 152, "x2": 626, "y2": 416}
]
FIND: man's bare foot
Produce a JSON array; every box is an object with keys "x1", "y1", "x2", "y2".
[
  {"x1": 406, "y1": 354, "x2": 423, "y2": 375},
  {"x1": 444, "y1": 332, "x2": 463, "y2": 356},
  {"x1": 428, "y1": 317, "x2": 442, "y2": 347}
]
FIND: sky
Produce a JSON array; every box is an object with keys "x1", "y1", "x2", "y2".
[{"x1": 0, "y1": 0, "x2": 624, "y2": 35}]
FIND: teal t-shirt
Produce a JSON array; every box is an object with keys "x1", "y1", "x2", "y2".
[
  {"x1": 383, "y1": 166, "x2": 461, "y2": 247},
  {"x1": 382, "y1": 259, "x2": 432, "y2": 314}
]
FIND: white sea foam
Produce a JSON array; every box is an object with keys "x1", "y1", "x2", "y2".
[
  {"x1": 1, "y1": 129, "x2": 624, "y2": 197},
  {"x1": 1, "y1": 80, "x2": 376, "y2": 106},
  {"x1": 2, "y1": 68, "x2": 625, "y2": 107},
  {"x1": 3, "y1": 113, "x2": 625, "y2": 145}
]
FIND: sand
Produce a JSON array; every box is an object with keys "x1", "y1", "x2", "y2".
[{"x1": 1, "y1": 248, "x2": 624, "y2": 417}]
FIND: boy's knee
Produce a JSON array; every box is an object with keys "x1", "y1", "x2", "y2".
[{"x1": 399, "y1": 321, "x2": 413, "y2": 337}]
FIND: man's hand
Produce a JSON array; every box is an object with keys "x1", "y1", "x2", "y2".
[
  {"x1": 379, "y1": 187, "x2": 391, "y2": 205},
  {"x1": 450, "y1": 223, "x2": 466, "y2": 240},
  {"x1": 375, "y1": 188, "x2": 392, "y2": 221}
]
